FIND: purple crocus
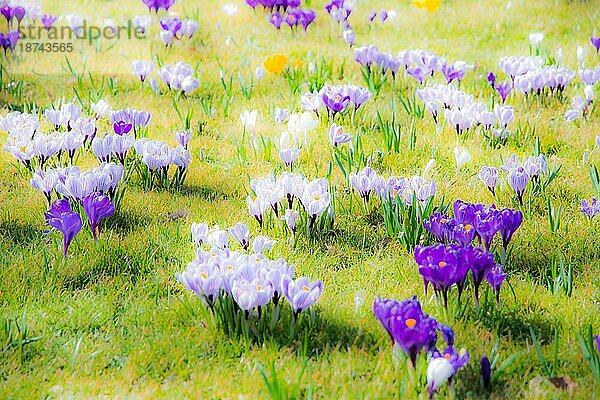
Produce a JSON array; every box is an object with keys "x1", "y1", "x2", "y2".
[
  {"x1": 423, "y1": 213, "x2": 455, "y2": 244},
  {"x1": 452, "y1": 223, "x2": 476, "y2": 247},
  {"x1": 1, "y1": 31, "x2": 20, "y2": 53},
  {"x1": 281, "y1": 276, "x2": 323, "y2": 318},
  {"x1": 580, "y1": 198, "x2": 600, "y2": 219},
  {"x1": 467, "y1": 246, "x2": 496, "y2": 304},
  {"x1": 414, "y1": 244, "x2": 470, "y2": 307},
  {"x1": 160, "y1": 18, "x2": 182, "y2": 36},
  {"x1": 11, "y1": 6, "x2": 26, "y2": 24},
  {"x1": 113, "y1": 121, "x2": 133, "y2": 135},
  {"x1": 495, "y1": 80, "x2": 513, "y2": 103},
  {"x1": 45, "y1": 199, "x2": 83, "y2": 257},
  {"x1": 320, "y1": 86, "x2": 351, "y2": 116},
  {"x1": 498, "y1": 208, "x2": 523, "y2": 251},
  {"x1": 591, "y1": 36, "x2": 600, "y2": 53},
  {"x1": 485, "y1": 264, "x2": 507, "y2": 305},
  {"x1": 441, "y1": 64, "x2": 465, "y2": 84},
  {"x1": 507, "y1": 167, "x2": 529, "y2": 205},
  {"x1": 0, "y1": 5, "x2": 11, "y2": 23},
  {"x1": 481, "y1": 355, "x2": 492, "y2": 389},
  {"x1": 41, "y1": 14, "x2": 57, "y2": 30},
  {"x1": 454, "y1": 200, "x2": 484, "y2": 227},
  {"x1": 374, "y1": 296, "x2": 439, "y2": 367},
  {"x1": 474, "y1": 208, "x2": 501, "y2": 251},
  {"x1": 487, "y1": 72, "x2": 496, "y2": 89},
  {"x1": 142, "y1": 0, "x2": 175, "y2": 13},
  {"x1": 81, "y1": 192, "x2": 115, "y2": 241},
  {"x1": 269, "y1": 12, "x2": 283, "y2": 29},
  {"x1": 407, "y1": 66, "x2": 427, "y2": 85}
]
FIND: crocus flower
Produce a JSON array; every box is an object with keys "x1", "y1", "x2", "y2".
[
  {"x1": 264, "y1": 54, "x2": 288, "y2": 74},
  {"x1": 191, "y1": 222, "x2": 209, "y2": 246},
  {"x1": 485, "y1": 264, "x2": 507, "y2": 304},
  {"x1": 414, "y1": 244, "x2": 470, "y2": 307},
  {"x1": 41, "y1": 14, "x2": 57, "y2": 30},
  {"x1": 281, "y1": 276, "x2": 323, "y2": 317},
  {"x1": 228, "y1": 222, "x2": 250, "y2": 249},
  {"x1": 81, "y1": 192, "x2": 115, "y2": 241},
  {"x1": 495, "y1": 80, "x2": 513, "y2": 103},
  {"x1": 580, "y1": 198, "x2": 600, "y2": 219},
  {"x1": 31, "y1": 169, "x2": 58, "y2": 205},
  {"x1": 131, "y1": 60, "x2": 154, "y2": 82},
  {"x1": 499, "y1": 208, "x2": 523, "y2": 250},
  {"x1": 428, "y1": 346, "x2": 470, "y2": 397},
  {"x1": 487, "y1": 72, "x2": 496, "y2": 89},
  {"x1": 467, "y1": 247, "x2": 496, "y2": 303},
  {"x1": 474, "y1": 208, "x2": 501, "y2": 251},
  {"x1": 174, "y1": 130, "x2": 191, "y2": 149},
  {"x1": 282, "y1": 209, "x2": 298, "y2": 233},
  {"x1": 252, "y1": 235, "x2": 275, "y2": 254},
  {"x1": 269, "y1": 12, "x2": 283, "y2": 29},
  {"x1": 0, "y1": 5, "x2": 11, "y2": 23},
  {"x1": 176, "y1": 262, "x2": 223, "y2": 309},
  {"x1": 454, "y1": 146, "x2": 471, "y2": 173},
  {"x1": 45, "y1": 199, "x2": 83, "y2": 257},
  {"x1": 374, "y1": 296, "x2": 439, "y2": 367},
  {"x1": 507, "y1": 168, "x2": 529, "y2": 205},
  {"x1": 113, "y1": 121, "x2": 133, "y2": 135},
  {"x1": 424, "y1": 213, "x2": 455, "y2": 244},
  {"x1": 232, "y1": 279, "x2": 273, "y2": 315},
  {"x1": 479, "y1": 166, "x2": 498, "y2": 195},
  {"x1": 412, "y1": 0, "x2": 442, "y2": 12},
  {"x1": 142, "y1": 0, "x2": 175, "y2": 13},
  {"x1": 279, "y1": 147, "x2": 300, "y2": 168},
  {"x1": 590, "y1": 36, "x2": 600, "y2": 53},
  {"x1": 481, "y1": 355, "x2": 492, "y2": 389},
  {"x1": 343, "y1": 28, "x2": 355, "y2": 47},
  {"x1": 452, "y1": 223, "x2": 476, "y2": 247},
  {"x1": 427, "y1": 357, "x2": 455, "y2": 397}
]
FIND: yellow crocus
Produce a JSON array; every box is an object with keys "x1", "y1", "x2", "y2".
[
  {"x1": 412, "y1": 0, "x2": 442, "y2": 12},
  {"x1": 264, "y1": 54, "x2": 288, "y2": 74}
]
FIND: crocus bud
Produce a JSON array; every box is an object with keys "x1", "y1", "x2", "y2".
[{"x1": 481, "y1": 355, "x2": 491, "y2": 389}]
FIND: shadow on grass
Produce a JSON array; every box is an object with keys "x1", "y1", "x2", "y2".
[
  {"x1": 176, "y1": 184, "x2": 233, "y2": 201},
  {"x1": 103, "y1": 209, "x2": 153, "y2": 236},
  {"x1": 0, "y1": 219, "x2": 41, "y2": 246},
  {"x1": 61, "y1": 245, "x2": 160, "y2": 291},
  {"x1": 463, "y1": 296, "x2": 555, "y2": 343}
]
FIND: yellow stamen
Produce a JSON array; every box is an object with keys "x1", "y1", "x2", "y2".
[
  {"x1": 439, "y1": 261, "x2": 447, "y2": 267},
  {"x1": 302, "y1": 285, "x2": 311, "y2": 292},
  {"x1": 405, "y1": 318, "x2": 417, "y2": 328},
  {"x1": 465, "y1": 224, "x2": 473, "y2": 231}
]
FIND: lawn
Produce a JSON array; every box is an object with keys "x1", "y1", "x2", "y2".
[{"x1": 1, "y1": 0, "x2": 599, "y2": 398}]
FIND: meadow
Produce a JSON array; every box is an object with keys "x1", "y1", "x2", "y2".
[{"x1": 0, "y1": 0, "x2": 599, "y2": 398}]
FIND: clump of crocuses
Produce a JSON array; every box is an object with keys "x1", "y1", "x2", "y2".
[
  {"x1": 414, "y1": 243, "x2": 507, "y2": 307},
  {"x1": 347, "y1": 166, "x2": 438, "y2": 250},
  {"x1": 44, "y1": 192, "x2": 115, "y2": 257},
  {"x1": 373, "y1": 296, "x2": 469, "y2": 397},
  {"x1": 177, "y1": 222, "x2": 323, "y2": 340},
  {"x1": 424, "y1": 200, "x2": 523, "y2": 253},
  {"x1": 247, "y1": 172, "x2": 333, "y2": 239}
]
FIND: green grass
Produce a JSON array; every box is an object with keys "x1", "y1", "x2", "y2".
[{"x1": 1, "y1": 0, "x2": 600, "y2": 398}]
